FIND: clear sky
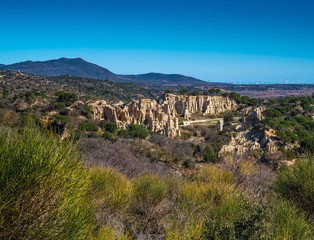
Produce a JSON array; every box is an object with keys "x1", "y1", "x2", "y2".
[{"x1": 1, "y1": 0, "x2": 314, "y2": 83}]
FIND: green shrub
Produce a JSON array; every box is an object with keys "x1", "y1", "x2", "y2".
[
  {"x1": 301, "y1": 137, "x2": 314, "y2": 155},
  {"x1": 183, "y1": 159, "x2": 193, "y2": 168},
  {"x1": 81, "y1": 104, "x2": 93, "y2": 118},
  {"x1": 19, "y1": 113, "x2": 42, "y2": 128},
  {"x1": 263, "y1": 109, "x2": 283, "y2": 118},
  {"x1": 91, "y1": 225, "x2": 131, "y2": 240},
  {"x1": 164, "y1": 89, "x2": 174, "y2": 94},
  {"x1": 167, "y1": 177, "x2": 248, "y2": 240},
  {"x1": 55, "y1": 114, "x2": 70, "y2": 124},
  {"x1": 88, "y1": 167, "x2": 131, "y2": 216},
  {"x1": 192, "y1": 165, "x2": 234, "y2": 185},
  {"x1": 103, "y1": 131, "x2": 117, "y2": 141},
  {"x1": 273, "y1": 158, "x2": 314, "y2": 218},
  {"x1": 127, "y1": 124, "x2": 149, "y2": 139},
  {"x1": 79, "y1": 120, "x2": 98, "y2": 132},
  {"x1": 203, "y1": 144, "x2": 218, "y2": 163},
  {"x1": 179, "y1": 88, "x2": 188, "y2": 95},
  {"x1": 131, "y1": 175, "x2": 167, "y2": 213},
  {"x1": 0, "y1": 128, "x2": 93, "y2": 239},
  {"x1": 55, "y1": 90, "x2": 78, "y2": 103},
  {"x1": 208, "y1": 88, "x2": 221, "y2": 96},
  {"x1": 130, "y1": 175, "x2": 168, "y2": 234},
  {"x1": 265, "y1": 198, "x2": 314, "y2": 239},
  {"x1": 99, "y1": 121, "x2": 118, "y2": 133}
]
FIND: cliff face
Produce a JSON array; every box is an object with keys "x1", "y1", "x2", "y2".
[
  {"x1": 89, "y1": 99, "x2": 180, "y2": 137},
  {"x1": 89, "y1": 94, "x2": 237, "y2": 137},
  {"x1": 162, "y1": 94, "x2": 237, "y2": 120}
]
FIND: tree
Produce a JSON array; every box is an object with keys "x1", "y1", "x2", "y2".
[
  {"x1": 203, "y1": 144, "x2": 218, "y2": 163},
  {"x1": 208, "y1": 88, "x2": 221, "y2": 95},
  {"x1": 54, "y1": 91, "x2": 78, "y2": 106},
  {"x1": 179, "y1": 88, "x2": 188, "y2": 95},
  {"x1": 164, "y1": 89, "x2": 174, "y2": 94}
]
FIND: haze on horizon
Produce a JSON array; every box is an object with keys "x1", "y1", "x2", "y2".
[{"x1": 1, "y1": 0, "x2": 314, "y2": 84}]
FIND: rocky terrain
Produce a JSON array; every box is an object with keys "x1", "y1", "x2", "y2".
[
  {"x1": 88, "y1": 94, "x2": 237, "y2": 137},
  {"x1": 1, "y1": 69, "x2": 314, "y2": 167}
]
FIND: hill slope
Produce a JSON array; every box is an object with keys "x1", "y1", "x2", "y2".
[
  {"x1": 0, "y1": 58, "x2": 207, "y2": 85},
  {"x1": 122, "y1": 72, "x2": 205, "y2": 85},
  {"x1": 0, "y1": 70, "x2": 159, "y2": 103},
  {"x1": 0, "y1": 58, "x2": 127, "y2": 81}
]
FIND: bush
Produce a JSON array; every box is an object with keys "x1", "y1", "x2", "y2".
[
  {"x1": 203, "y1": 144, "x2": 218, "y2": 163},
  {"x1": 55, "y1": 90, "x2": 78, "y2": 103},
  {"x1": 130, "y1": 175, "x2": 168, "y2": 234},
  {"x1": 81, "y1": 104, "x2": 93, "y2": 118},
  {"x1": 55, "y1": 114, "x2": 70, "y2": 124},
  {"x1": 168, "y1": 177, "x2": 249, "y2": 240},
  {"x1": 179, "y1": 88, "x2": 188, "y2": 95},
  {"x1": 91, "y1": 225, "x2": 131, "y2": 240},
  {"x1": 265, "y1": 198, "x2": 314, "y2": 239},
  {"x1": 99, "y1": 121, "x2": 118, "y2": 133},
  {"x1": 0, "y1": 128, "x2": 93, "y2": 239},
  {"x1": 126, "y1": 124, "x2": 149, "y2": 139},
  {"x1": 301, "y1": 137, "x2": 314, "y2": 155},
  {"x1": 79, "y1": 120, "x2": 98, "y2": 132},
  {"x1": 88, "y1": 167, "x2": 131, "y2": 220},
  {"x1": 273, "y1": 158, "x2": 314, "y2": 218},
  {"x1": 223, "y1": 111, "x2": 234, "y2": 124},
  {"x1": 103, "y1": 131, "x2": 117, "y2": 141},
  {"x1": 191, "y1": 165, "x2": 233, "y2": 184}
]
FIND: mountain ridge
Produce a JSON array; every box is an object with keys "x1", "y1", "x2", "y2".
[
  {"x1": 0, "y1": 57, "x2": 207, "y2": 85},
  {"x1": 122, "y1": 72, "x2": 205, "y2": 84}
]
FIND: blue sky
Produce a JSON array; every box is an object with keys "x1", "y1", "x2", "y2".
[{"x1": 1, "y1": 0, "x2": 314, "y2": 83}]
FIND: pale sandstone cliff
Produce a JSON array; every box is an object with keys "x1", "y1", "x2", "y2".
[
  {"x1": 162, "y1": 94, "x2": 237, "y2": 120},
  {"x1": 89, "y1": 94, "x2": 237, "y2": 137},
  {"x1": 89, "y1": 99, "x2": 180, "y2": 137}
]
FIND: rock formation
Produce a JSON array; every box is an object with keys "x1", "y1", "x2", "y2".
[
  {"x1": 89, "y1": 99, "x2": 180, "y2": 137},
  {"x1": 162, "y1": 94, "x2": 237, "y2": 119},
  {"x1": 219, "y1": 127, "x2": 280, "y2": 158},
  {"x1": 242, "y1": 106, "x2": 265, "y2": 126},
  {"x1": 88, "y1": 94, "x2": 237, "y2": 137}
]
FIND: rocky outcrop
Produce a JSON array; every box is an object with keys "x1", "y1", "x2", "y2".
[
  {"x1": 89, "y1": 94, "x2": 236, "y2": 137},
  {"x1": 242, "y1": 106, "x2": 265, "y2": 126},
  {"x1": 219, "y1": 131, "x2": 261, "y2": 158},
  {"x1": 162, "y1": 94, "x2": 237, "y2": 120},
  {"x1": 219, "y1": 127, "x2": 280, "y2": 158},
  {"x1": 89, "y1": 99, "x2": 180, "y2": 137}
]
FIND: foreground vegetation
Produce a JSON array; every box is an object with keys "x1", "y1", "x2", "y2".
[{"x1": 0, "y1": 128, "x2": 313, "y2": 239}]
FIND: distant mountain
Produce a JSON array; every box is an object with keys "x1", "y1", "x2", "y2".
[
  {"x1": 122, "y1": 73, "x2": 205, "y2": 85},
  {"x1": 0, "y1": 58, "x2": 207, "y2": 85},
  {"x1": 0, "y1": 57, "x2": 128, "y2": 81}
]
